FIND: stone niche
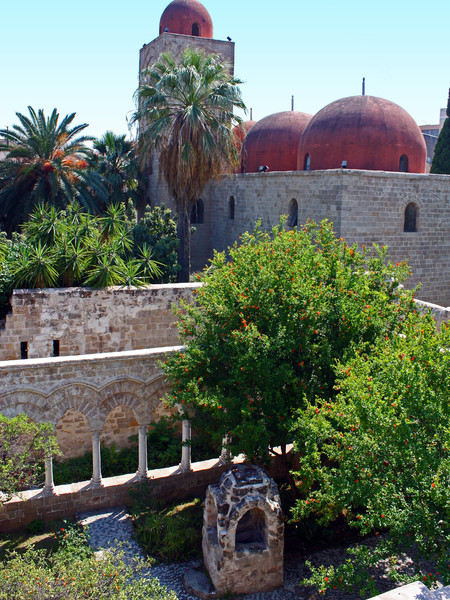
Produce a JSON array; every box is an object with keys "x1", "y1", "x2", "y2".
[{"x1": 202, "y1": 464, "x2": 284, "y2": 595}]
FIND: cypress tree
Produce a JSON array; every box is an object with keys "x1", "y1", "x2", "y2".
[{"x1": 430, "y1": 88, "x2": 450, "y2": 174}]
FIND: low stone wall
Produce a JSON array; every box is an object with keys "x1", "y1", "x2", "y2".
[
  {"x1": 0, "y1": 453, "x2": 291, "y2": 533},
  {"x1": 415, "y1": 299, "x2": 450, "y2": 328},
  {"x1": 0, "y1": 283, "x2": 199, "y2": 361}
]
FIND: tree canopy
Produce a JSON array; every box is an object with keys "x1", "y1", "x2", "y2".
[
  {"x1": 430, "y1": 88, "x2": 450, "y2": 174},
  {"x1": 133, "y1": 48, "x2": 246, "y2": 281},
  {"x1": 162, "y1": 220, "x2": 417, "y2": 467},
  {"x1": 0, "y1": 107, "x2": 108, "y2": 233},
  {"x1": 0, "y1": 413, "x2": 58, "y2": 501}
]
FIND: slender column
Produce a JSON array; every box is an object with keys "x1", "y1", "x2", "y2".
[
  {"x1": 91, "y1": 430, "x2": 103, "y2": 487},
  {"x1": 137, "y1": 425, "x2": 148, "y2": 478},
  {"x1": 43, "y1": 455, "x2": 55, "y2": 494},
  {"x1": 180, "y1": 419, "x2": 191, "y2": 472},
  {"x1": 220, "y1": 435, "x2": 231, "y2": 464}
]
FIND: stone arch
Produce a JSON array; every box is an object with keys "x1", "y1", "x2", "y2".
[
  {"x1": 235, "y1": 507, "x2": 267, "y2": 550},
  {"x1": 48, "y1": 382, "x2": 102, "y2": 429},
  {"x1": 55, "y1": 409, "x2": 91, "y2": 459},
  {"x1": 101, "y1": 404, "x2": 139, "y2": 450},
  {"x1": 98, "y1": 378, "x2": 147, "y2": 426},
  {"x1": 0, "y1": 395, "x2": 47, "y2": 423},
  {"x1": 227, "y1": 497, "x2": 275, "y2": 552},
  {"x1": 404, "y1": 202, "x2": 418, "y2": 232},
  {"x1": 141, "y1": 375, "x2": 173, "y2": 422}
]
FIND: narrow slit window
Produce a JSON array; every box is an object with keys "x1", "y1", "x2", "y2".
[
  {"x1": 53, "y1": 340, "x2": 60, "y2": 357},
  {"x1": 304, "y1": 154, "x2": 311, "y2": 171},
  {"x1": 191, "y1": 199, "x2": 204, "y2": 224},
  {"x1": 229, "y1": 196, "x2": 235, "y2": 220},
  {"x1": 288, "y1": 198, "x2": 298, "y2": 227},
  {"x1": 20, "y1": 341, "x2": 28, "y2": 360},
  {"x1": 399, "y1": 154, "x2": 409, "y2": 172},
  {"x1": 404, "y1": 203, "x2": 418, "y2": 232},
  {"x1": 192, "y1": 22, "x2": 200, "y2": 36}
]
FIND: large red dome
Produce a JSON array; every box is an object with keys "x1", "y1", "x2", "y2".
[
  {"x1": 160, "y1": 0, "x2": 213, "y2": 38},
  {"x1": 297, "y1": 95, "x2": 427, "y2": 173},
  {"x1": 241, "y1": 111, "x2": 312, "y2": 173}
]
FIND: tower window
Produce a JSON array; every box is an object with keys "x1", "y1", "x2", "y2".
[
  {"x1": 192, "y1": 22, "x2": 200, "y2": 36},
  {"x1": 53, "y1": 340, "x2": 60, "y2": 357},
  {"x1": 20, "y1": 341, "x2": 28, "y2": 360},
  {"x1": 404, "y1": 202, "x2": 418, "y2": 232},
  {"x1": 399, "y1": 154, "x2": 409, "y2": 172},
  {"x1": 191, "y1": 199, "x2": 204, "y2": 224},
  {"x1": 229, "y1": 196, "x2": 235, "y2": 220},
  {"x1": 304, "y1": 154, "x2": 311, "y2": 171}
]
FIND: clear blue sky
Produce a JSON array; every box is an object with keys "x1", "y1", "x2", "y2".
[{"x1": 1, "y1": 0, "x2": 448, "y2": 139}]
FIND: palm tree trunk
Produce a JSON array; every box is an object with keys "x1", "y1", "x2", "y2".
[{"x1": 177, "y1": 203, "x2": 190, "y2": 282}]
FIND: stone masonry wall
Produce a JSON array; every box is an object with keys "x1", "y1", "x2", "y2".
[
  {"x1": 0, "y1": 452, "x2": 291, "y2": 533},
  {"x1": 204, "y1": 170, "x2": 450, "y2": 306},
  {"x1": 0, "y1": 283, "x2": 199, "y2": 361}
]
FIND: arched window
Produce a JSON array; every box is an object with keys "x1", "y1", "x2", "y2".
[
  {"x1": 192, "y1": 22, "x2": 200, "y2": 36},
  {"x1": 304, "y1": 154, "x2": 311, "y2": 171},
  {"x1": 404, "y1": 202, "x2": 418, "y2": 232},
  {"x1": 191, "y1": 199, "x2": 204, "y2": 224},
  {"x1": 235, "y1": 508, "x2": 267, "y2": 551},
  {"x1": 288, "y1": 198, "x2": 298, "y2": 228},
  {"x1": 229, "y1": 196, "x2": 235, "y2": 220},
  {"x1": 399, "y1": 154, "x2": 409, "y2": 172}
]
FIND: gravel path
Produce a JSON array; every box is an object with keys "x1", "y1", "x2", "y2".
[{"x1": 77, "y1": 506, "x2": 440, "y2": 600}]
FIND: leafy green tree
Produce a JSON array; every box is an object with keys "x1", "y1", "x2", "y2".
[
  {"x1": 133, "y1": 48, "x2": 245, "y2": 282},
  {"x1": 131, "y1": 205, "x2": 179, "y2": 283},
  {"x1": 0, "y1": 107, "x2": 108, "y2": 233},
  {"x1": 294, "y1": 315, "x2": 450, "y2": 590},
  {"x1": 91, "y1": 131, "x2": 138, "y2": 205},
  {"x1": 430, "y1": 88, "x2": 450, "y2": 174},
  {"x1": 162, "y1": 220, "x2": 417, "y2": 484},
  {"x1": 2, "y1": 203, "x2": 161, "y2": 294},
  {"x1": 0, "y1": 413, "x2": 58, "y2": 500}
]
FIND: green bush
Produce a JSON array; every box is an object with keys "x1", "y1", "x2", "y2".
[
  {"x1": 0, "y1": 518, "x2": 176, "y2": 599},
  {"x1": 131, "y1": 497, "x2": 203, "y2": 562},
  {"x1": 293, "y1": 315, "x2": 450, "y2": 593}
]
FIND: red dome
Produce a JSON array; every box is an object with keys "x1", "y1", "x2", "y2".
[
  {"x1": 241, "y1": 111, "x2": 312, "y2": 173},
  {"x1": 233, "y1": 120, "x2": 256, "y2": 146},
  {"x1": 160, "y1": 0, "x2": 213, "y2": 38},
  {"x1": 297, "y1": 95, "x2": 427, "y2": 173}
]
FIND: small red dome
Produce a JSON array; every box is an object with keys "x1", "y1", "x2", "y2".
[
  {"x1": 160, "y1": 0, "x2": 213, "y2": 38},
  {"x1": 297, "y1": 95, "x2": 427, "y2": 173},
  {"x1": 241, "y1": 111, "x2": 312, "y2": 173},
  {"x1": 233, "y1": 120, "x2": 256, "y2": 146}
]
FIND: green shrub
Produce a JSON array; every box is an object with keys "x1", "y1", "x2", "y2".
[
  {"x1": 0, "y1": 519, "x2": 176, "y2": 600},
  {"x1": 131, "y1": 497, "x2": 203, "y2": 562}
]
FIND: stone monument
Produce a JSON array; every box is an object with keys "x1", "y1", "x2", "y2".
[{"x1": 202, "y1": 464, "x2": 284, "y2": 595}]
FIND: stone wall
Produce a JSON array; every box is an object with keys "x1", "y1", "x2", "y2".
[
  {"x1": 203, "y1": 170, "x2": 450, "y2": 306},
  {"x1": 0, "y1": 452, "x2": 291, "y2": 533},
  {"x1": 0, "y1": 347, "x2": 179, "y2": 458},
  {"x1": 0, "y1": 283, "x2": 198, "y2": 361}
]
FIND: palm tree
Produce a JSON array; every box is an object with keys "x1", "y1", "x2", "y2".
[
  {"x1": 133, "y1": 48, "x2": 246, "y2": 282},
  {"x1": 91, "y1": 131, "x2": 138, "y2": 206},
  {"x1": 0, "y1": 107, "x2": 108, "y2": 234}
]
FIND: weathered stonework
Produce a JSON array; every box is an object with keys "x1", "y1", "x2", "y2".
[
  {"x1": 0, "y1": 283, "x2": 198, "y2": 361},
  {"x1": 148, "y1": 169, "x2": 450, "y2": 306},
  {"x1": 203, "y1": 465, "x2": 284, "y2": 595}
]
